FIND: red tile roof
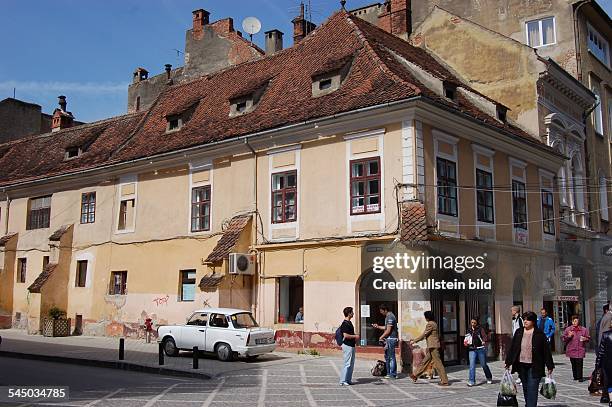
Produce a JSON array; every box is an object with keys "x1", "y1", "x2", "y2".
[
  {"x1": 0, "y1": 11, "x2": 550, "y2": 187},
  {"x1": 49, "y1": 225, "x2": 71, "y2": 241},
  {"x1": 0, "y1": 233, "x2": 17, "y2": 247},
  {"x1": 205, "y1": 215, "x2": 251, "y2": 263},
  {"x1": 199, "y1": 272, "x2": 224, "y2": 290},
  {"x1": 28, "y1": 263, "x2": 58, "y2": 293},
  {"x1": 400, "y1": 202, "x2": 429, "y2": 244}
]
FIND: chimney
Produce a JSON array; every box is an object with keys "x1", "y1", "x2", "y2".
[
  {"x1": 192, "y1": 9, "x2": 210, "y2": 33},
  {"x1": 292, "y1": 2, "x2": 316, "y2": 44},
  {"x1": 58, "y1": 95, "x2": 67, "y2": 112},
  {"x1": 165, "y1": 64, "x2": 172, "y2": 80},
  {"x1": 132, "y1": 67, "x2": 149, "y2": 84},
  {"x1": 265, "y1": 29, "x2": 284, "y2": 55},
  {"x1": 51, "y1": 96, "x2": 74, "y2": 132},
  {"x1": 378, "y1": 0, "x2": 411, "y2": 39}
]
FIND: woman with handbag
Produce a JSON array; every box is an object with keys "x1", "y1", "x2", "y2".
[
  {"x1": 561, "y1": 315, "x2": 590, "y2": 382},
  {"x1": 465, "y1": 316, "x2": 493, "y2": 386}
]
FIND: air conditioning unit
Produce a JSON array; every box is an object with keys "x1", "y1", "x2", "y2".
[{"x1": 228, "y1": 253, "x2": 256, "y2": 275}]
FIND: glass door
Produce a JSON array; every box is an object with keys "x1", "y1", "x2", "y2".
[{"x1": 441, "y1": 300, "x2": 460, "y2": 365}]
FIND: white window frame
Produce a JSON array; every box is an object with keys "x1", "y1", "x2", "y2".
[
  {"x1": 433, "y1": 130, "x2": 459, "y2": 235},
  {"x1": 344, "y1": 129, "x2": 386, "y2": 235},
  {"x1": 509, "y1": 158, "x2": 528, "y2": 245},
  {"x1": 525, "y1": 16, "x2": 556, "y2": 48},
  {"x1": 539, "y1": 169, "x2": 556, "y2": 240},
  {"x1": 188, "y1": 161, "x2": 213, "y2": 235},
  {"x1": 267, "y1": 145, "x2": 300, "y2": 241},
  {"x1": 115, "y1": 175, "x2": 137, "y2": 234},
  {"x1": 587, "y1": 23, "x2": 610, "y2": 68},
  {"x1": 472, "y1": 144, "x2": 496, "y2": 241},
  {"x1": 592, "y1": 81, "x2": 604, "y2": 135}
]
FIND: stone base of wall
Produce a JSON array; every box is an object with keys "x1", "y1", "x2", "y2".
[
  {"x1": 0, "y1": 315, "x2": 11, "y2": 329},
  {"x1": 82, "y1": 319, "x2": 158, "y2": 340}
]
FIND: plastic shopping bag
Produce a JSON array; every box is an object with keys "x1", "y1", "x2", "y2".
[
  {"x1": 539, "y1": 374, "x2": 557, "y2": 400},
  {"x1": 463, "y1": 333, "x2": 473, "y2": 346},
  {"x1": 500, "y1": 370, "x2": 517, "y2": 396},
  {"x1": 496, "y1": 393, "x2": 518, "y2": 406}
]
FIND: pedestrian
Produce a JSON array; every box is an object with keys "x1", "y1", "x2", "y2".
[
  {"x1": 511, "y1": 306, "x2": 523, "y2": 337},
  {"x1": 537, "y1": 308, "x2": 555, "y2": 343},
  {"x1": 339, "y1": 306, "x2": 359, "y2": 386},
  {"x1": 295, "y1": 307, "x2": 304, "y2": 323},
  {"x1": 597, "y1": 318, "x2": 612, "y2": 406},
  {"x1": 511, "y1": 306, "x2": 523, "y2": 384},
  {"x1": 598, "y1": 303, "x2": 612, "y2": 347},
  {"x1": 372, "y1": 304, "x2": 398, "y2": 379},
  {"x1": 464, "y1": 316, "x2": 493, "y2": 386},
  {"x1": 561, "y1": 315, "x2": 590, "y2": 382},
  {"x1": 409, "y1": 310, "x2": 449, "y2": 386},
  {"x1": 505, "y1": 311, "x2": 555, "y2": 407}
]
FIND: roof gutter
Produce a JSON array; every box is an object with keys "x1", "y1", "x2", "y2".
[{"x1": 0, "y1": 97, "x2": 422, "y2": 191}]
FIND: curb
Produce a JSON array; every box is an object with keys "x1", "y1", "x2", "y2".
[{"x1": 0, "y1": 350, "x2": 211, "y2": 380}]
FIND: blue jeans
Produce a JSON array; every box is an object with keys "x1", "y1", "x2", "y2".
[
  {"x1": 468, "y1": 347, "x2": 492, "y2": 384},
  {"x1": 517, "y1": 364, "x2": 541, "y2": 407},
  {"x1": 384, "y1": 338, "x2": 398, "y2": 378},
  {"x1": 340, "y1": 344, "x2": 356, "y2": 384}
]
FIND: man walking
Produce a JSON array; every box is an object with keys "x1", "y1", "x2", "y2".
[
  {"x1": 511, "y1": 306, "x2": 523, "y2": 337},
  {"x1": 598, "y1": 303, "x2": 612, "y2": 347},
  {"x1": 409, "y1": 310, "x2": 449, "y2": 386},
  {"x1": 339, "y1": 307, "x2": 359, "y2": 386},
  {"x1": 537, "y1": 308, "x2": 555, "y2": 343},
  {"x1": 372, "y1": 304, "x2": 398, "y2": 379}
]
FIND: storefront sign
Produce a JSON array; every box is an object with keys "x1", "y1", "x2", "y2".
[
  {"x1": 561, "y1": 277, "x2": 580, "y2": 290},
  {"x1": 554, "y1": 296, "x2": 579, "y2": 301},
  {"x1": 542, "y1": 288, "x2": 555, "y2": 296},
  {"x1": 558, "y1": 265, "x2": 572, "y2": 281},
  {"x1": 360, "y1": 305, "x2": 370, "y2": 318}
]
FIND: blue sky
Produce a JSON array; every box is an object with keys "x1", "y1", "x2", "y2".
[{"x1": 1, "y1": 0, "x2": 610, "y2": 123}]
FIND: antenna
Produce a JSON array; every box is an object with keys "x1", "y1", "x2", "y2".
[{"x1": 242, "y1": 16, "x2": 262, "y2": 44}]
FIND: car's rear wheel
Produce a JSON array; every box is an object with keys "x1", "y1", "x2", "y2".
[
  {"x1": 215, "y1": 343, "x2": 234, "y2": 362},
  {"x1": 163, "y1": 337, "x2": 179, "y2": 357}
]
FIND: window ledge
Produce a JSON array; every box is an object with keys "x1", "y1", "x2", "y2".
[{"x1": 587, "y1": 49, "x2": 611, "y2": 71}]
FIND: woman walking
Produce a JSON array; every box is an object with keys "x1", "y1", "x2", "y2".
[
  {"x1": 464, "y1": 316, "x2": 493, "y2": 386},
  {"x1": 505, "y1": 311, "x2": 554, "y2": 407},
  {"x1": 561, "y1": 315, "x2": 590, "y2": 382}
]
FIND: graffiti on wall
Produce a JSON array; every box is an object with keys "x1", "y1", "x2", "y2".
[{"x1": 152, "y1": 295, "x2": 169, "y2": 306}]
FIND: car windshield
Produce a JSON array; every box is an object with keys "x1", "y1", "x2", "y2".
[{"x1": 231, "y1": 312, "x2": 259, "y2": 328}]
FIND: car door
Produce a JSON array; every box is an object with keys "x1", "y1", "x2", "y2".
[
  {"x1": 181, "y1": 312, "x2": 208, "y2": 350},
  {"x1": 205, "y1": 313, "x2": 231, "y2": 352}
]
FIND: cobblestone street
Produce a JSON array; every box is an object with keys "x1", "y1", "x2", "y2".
[{"x1": 0, "y1": 349, "x2": 599, "y2": 406}]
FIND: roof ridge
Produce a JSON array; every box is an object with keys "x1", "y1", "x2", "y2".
[
  {"x1": 345, "y1": 13, "x2": 421, "y2": 93},
  {"x1": 0, "y1": 111, "x2": 144, "y2": 148}
]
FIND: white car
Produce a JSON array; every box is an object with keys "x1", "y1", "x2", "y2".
[{"x1": 157, "y1": 308, "x2": 276, "y2": 361}]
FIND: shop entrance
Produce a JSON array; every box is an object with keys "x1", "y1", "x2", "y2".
[{"x1": 358, "y1": 269, "x2": 398, "y2": 346}]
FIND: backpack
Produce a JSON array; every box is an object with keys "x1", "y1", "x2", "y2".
[
  {"x1": 335, "y1": 325, "x2": 344, "y2": 346},
  {"x1": 371, "y1": 360, "x2": 387, "y2": 377}
]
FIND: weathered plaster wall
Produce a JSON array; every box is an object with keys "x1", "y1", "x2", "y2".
[{"x1": 412, "y1": 7, "x2": 543, "y2": 137}]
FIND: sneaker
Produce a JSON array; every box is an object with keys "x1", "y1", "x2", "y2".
[
  {"x1": 339, "y1": 382, "x2": 349, "y2": 386},
  {"x1": 467, "y1": 382, "x2": 474, "y2": 387},
  {"x1": 487, "y1": 380, "x2": 493, "y2": 384},
  {"x1": 384, "y1": 375, "x2": 397, "y2": 379},
  {"x1": 515, "y1": 378, "x2": 521, "y2": 385}
]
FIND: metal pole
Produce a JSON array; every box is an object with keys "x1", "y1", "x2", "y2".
[
  {"x1": 193, "y1": 346, "x2": 199, "y2": 369},
  {"x1": 158, "y1": 343, "x2": 164, "y2": 365},
  {"x1": 119, "y1": 338, "x2": 125, "y2": 360}
]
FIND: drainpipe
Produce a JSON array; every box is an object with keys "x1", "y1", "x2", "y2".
[
  {"x1": 2, "y1": 189, "x2": 10, "y2": 236},
  {"x1": 244, "y1": 138, "x2": 259, "y2": 319},
  {"x1": 573, "y1": 0, "x2": 592, "y2": 82}
]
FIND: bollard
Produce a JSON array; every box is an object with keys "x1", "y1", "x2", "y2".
[
  {"x1": 193, "y1": 346, "x2": 199, "y2": 369},
  {"x1": 158, "y1": 342, "x2": 164, "y2": 365},
  {"x1": 119, "y1": 338, "x2": 125, "y2": 360}
]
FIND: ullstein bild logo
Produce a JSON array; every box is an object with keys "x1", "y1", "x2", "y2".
[{"x1": 372, "y1": 253, "x2": 487, "y2": 274}]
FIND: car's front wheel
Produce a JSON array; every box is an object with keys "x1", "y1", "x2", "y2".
[
  {"x1": 215, "y1": 343, "x2": 234, "y2": 362},
  {"x1": 163, "y1": 337, "x2": 179, "y2": 357}
]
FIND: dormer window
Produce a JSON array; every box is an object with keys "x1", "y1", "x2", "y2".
[
  {"x1": 311, "y1": 55, "x2": 353, "y2": 98},
  {"x1": 167, "y1": 117, "x2": 181, "y2": 132},
  {"x1": 65, "y1": 146, "x2": 81, "y2": 160},
  {"x1": 497, "y1": 106, "x2": 508, "y2": 123},
  {"x1": 443, "y1": 82, "x2": 457, "y2": 101},
  {"x1": 229, "y1": 78, "x2": 272, "y2": 118},
  {"x1": 319, "y1": 78, "x2": 333, "y2": 91},
  {"x1": 236, "y1": 101, "x2": 248, "y2": 113}
]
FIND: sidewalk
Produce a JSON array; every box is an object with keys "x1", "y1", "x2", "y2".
[{"x1": 0, "y1": 329, "x2": 312, "y2": 379}]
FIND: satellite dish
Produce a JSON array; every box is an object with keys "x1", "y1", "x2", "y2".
[{"x1": 242, "y1": 16, "x2": 262, "y2": 43}]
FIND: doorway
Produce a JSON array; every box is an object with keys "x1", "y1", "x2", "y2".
[{"x1": 358, "y1": 269, "x2": 398, "y2": 346}]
